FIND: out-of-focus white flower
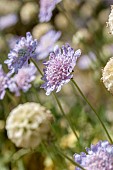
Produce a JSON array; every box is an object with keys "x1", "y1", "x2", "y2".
[
  {"x1": 6, "y1": 102, "x2": 53, "y2": 148},
  {"x1": 107, "y1": 5, "x2": 113, "y2": 34},
  {"x1": 102, "y1": 57, "x2": 113, "y2": 94},
  {"x1": 0, "y1": 14, "x2": 18, "y2": 30}
]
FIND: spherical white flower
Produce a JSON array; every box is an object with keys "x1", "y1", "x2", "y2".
[
  {"x1": 102, "y1": 57, "x2": 113, "y2": 94},
  {"x1": 6, "y1": 102, "x2": 53, "y2": 148},
  {"x1": 107, "y1": 5, "x2": 113, "y2": 34}
]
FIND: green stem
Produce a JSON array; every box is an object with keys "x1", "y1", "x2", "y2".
[
  {"x1": 53, "y1": 92, "x2": 79, "y2": 141},
  {"x1": 30, "y1": 58, "x2": 43, "y2": 76},
  {"x1": 17, "y1": 159, "x2": 25, "y2": 170},
  {"x1": 12, "y1": 149, "x2": 32, "y2": 161},
  {"x1": 55, "y1": 145, "x2": 86, "y2": 170},
  {"x1": 71, "y1": 79, "x2": 113, "y2": 143},
  {"x1": 6, "y1": 91, "x2": 17, "y2": 105}
]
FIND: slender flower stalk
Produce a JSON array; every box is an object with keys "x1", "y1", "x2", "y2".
[
  {"x1": 54, "y1": 145, "x2": 86, "y2": 170},
  {"x1": 30, "y1": 54, "x2": 79, "y2": 141},
  {"x1": 53, "y1": 92, "x2": 79, "y2": 141},
  {"x1": 71, "y1": 78, "x2": 113, "y2": 143},
  {"x1": 30, "y1": 58, "x2": 43, "y2": 76},
  {"x1": 6, "y1": 90, "x2": 17, "y2": 105}
]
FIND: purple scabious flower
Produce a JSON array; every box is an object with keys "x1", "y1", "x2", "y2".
[
  {"x1": 5, "y1": 32, "x2": 38, "y2": 74},
  {"x1": 8, "y1": 63, "x2": 36, "y2": 96},
  {"x1": 41, "y1": 43, "x2": 81, "y2": 95},
  {"x1": 74, "y1": 140, "x2": 113, "y2": 170},
  {"x1": 39, "y1": 0, "x2": 61, "y2": 22},
  {"x1": 0, "y1": 65, "x2": 8, "y2": 100},
  {"x1": 36, "y1": 30, "x2": 61, "y2": 60}
]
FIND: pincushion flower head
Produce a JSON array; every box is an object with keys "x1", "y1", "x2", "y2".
[
  {"x1": 41, "y1": 43, "x2": 81, "y2": 95},
  {"x1": 5, "y1": 32, "x2": 38, "y2": 74},
  {"x1": 0, "y1": 65, "x2": 8, "y2": 100},
  {"x1": 102, "y1": 57, "x2": 113, "y2": 94},
  {"x1": 8, "y1": 63, "x2": 36, "y2": 96},
  {"x1": 6, "y1": 102, "x2": 53, "y2": 148},
  {"x1": 107, "y1": 5, "x2": 113, "y2": 34},
  {"x1": 36, "y1": 30, "x2": 61, "y2": 60},
  {"x1": 74, "y1": 140, "x2": 113, "y2": 170},
  {"x1": 39, "y1": 0, "x2": 61, "y2": 22}
]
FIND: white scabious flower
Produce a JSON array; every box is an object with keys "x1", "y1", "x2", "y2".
[
  {"x1": 6, "y1": 102, "x2": 53, "y2": 148},
  {"x1": 102, "y1": 57, "x2": 113, "y2": 94},
  {"x1": 107, "y1": 5, "x2": 113, "y2": 34}
]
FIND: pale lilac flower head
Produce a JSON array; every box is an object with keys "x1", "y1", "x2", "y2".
[
  {"x1": 41, "y1": 43, "x2": 81, "y2": 95},
  {"x1": 5, "y1": 32, "x2": 38, "y2": 74},
  {"x1": 36, "y1": 30, "x2": 61, "y2": 60},
  {"x1": 8, "y1": 63, "x2": 36, "y2": 96},
  {"x1": 74, "y1": 140, "x2": 113, "y2": 170},
  {"x1": 0, "y1": 65, "x2": 8, "y2": 100},
  {"x1": 39, "y1": 0, "x2": 61, "y2": 22},
  {"x1": 0, "y1": 14, "x2": 18, "y2": 30}
]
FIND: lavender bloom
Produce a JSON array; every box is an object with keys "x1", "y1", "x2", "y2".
[
  {"x1": 74, "y1": 141, "x2": 113, "y2": 170},
  {"x1": 8, "y1": 64, "x2": 36, "y2": 96},
  {"x1": 36, "y1": 30, "x2": 61, "y2": 60},
  {"x1": 0, "y1": 65, "x2": 8, "y2": 100},
  {"x1": 0, "y1": 14, "x2": 18, "y2": 30},
  {"x1": 39, "y1": 0, "x2": 61, "y2": 22},
  {"x1": 41, "y1": 43, "x2": 81, "y2": 95},
  {"x1": 5, "y1": 32, "x2": 38, "y2": 74}
]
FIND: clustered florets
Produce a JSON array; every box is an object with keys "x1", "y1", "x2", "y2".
[
  {"x1": 107, "y1": 5, "x2": 113, "y2": 34},
  {"x1": 5, "y1": 32, "x2": 38, "y2": 74},
  {"x1": 6, "y1": 102, "x2": 53, "y2": 148},
  {"x1": 41, "y1": 43, "x2": 81, "y2": 95},
  {"x1": 74, "y1": 141, "x2": 113, "y2": 170},
  {"x1": 102, "y1": 57, "x2": 113, "y2": 94},
  {"x1": 8, "y1": 64, "x2": 36, "y2": 96}
]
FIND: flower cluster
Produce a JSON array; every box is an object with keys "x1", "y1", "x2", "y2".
[
  {"x1": 6, "y1": 102, "x2": 53, "y2": 148},
  {"x1": 107, "y1": 5, "x2": 113, "y2": 34},
  {"x1": 102, "y1": 57, "x2": 113, "y2": 94},
  {"x1": 36, "y1": 30, "x2": 61, "y2": 60},
  {"x1": 39, "y1": 0, "x2": 61, "y2": 22},
  {"x1": 74, "y1": 141, "x2": 113, "y2": 170},
  {"x1": 8, "y1": 64, "x2": 36, "y2": 96},
  {"x1": 0, "y1": 65, "x2": 8, "y2": 100},
  {"x1": 41, "y1": 43, "x2": 81, "y2": 95},
  {"x1": 5, "y1": 32, "x2": 38, "y2": 74}
]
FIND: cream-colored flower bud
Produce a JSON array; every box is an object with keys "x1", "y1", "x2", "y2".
[
  {"x1": 107, "y1": 5, "x2": 113, "y2": 34},
  {"x1": 32, "y1": 23, "x2": 53, "y2": 39},
  {"x1": 6, "y1": 102, "x2": 53, "y2": 148},
  {"x1": 20, "y1": 2, "x2": 38, "y2": 24},
  {"x1": 102, "y1": 57, "x2": 113, "y2": 94},
  {"x1": 72, "y1": 28, "x2": 91, "y2": 45}
]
